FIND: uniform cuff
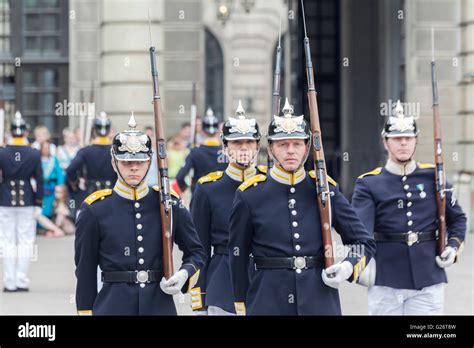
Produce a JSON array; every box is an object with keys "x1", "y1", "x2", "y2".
[
  {"x1": 180, "y1": 264, "x2": 200, "y2": 293},
  {"x1": 447, "y1": 238, "x2": 465, "y2": 263},
  {"x1": 447, "y1": 237, "x2": 463, "y2": 249},
  {"x1": 190, "y1": 287, "x2": 206, "y2": 310},
  {"x1": 343, "y1": 255, "x2": 367, "y2": 283},
  {"x1": 234, "y1": 302, "x2": 246, "y2": 316}
]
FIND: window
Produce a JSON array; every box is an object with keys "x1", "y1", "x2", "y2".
[
  {"x1": 20, "y1": 65, "x2": 67, "y2": 136},
  {"x1": 0, "y1": 0, "x2": 68, "y2": 142},
  {"x1": 0, "y1": 0, "x2": 11, "y2": 58},
  {"x1": 23, "y1": 0, "x2": 62, "y2": 56}
]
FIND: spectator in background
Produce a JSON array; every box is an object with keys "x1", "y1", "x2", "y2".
[
  {"x1": 57, "y1": 128, "x2": 80, "y2": 171},
  {"x1": 167, "y1": 134, "x2": 187, "y2": 180},
  {"x1": 41, "y1": 141, "x2": 64, "y2": 218},
  {"x1": 32, "y1": 125, "x2": 56, "y2": 156},
  {"x1": 74, "y1": 127, "x2": 82, "y2": 146},
  {"x1": 144, "y1": 126, "x2": 159, "y2": 187},
  {"x1": 46, "y1": 185, "x2": 75, "y2": 237},
  {"x1": 179, "y1": 122, "x2": 192, "y2": 148}
]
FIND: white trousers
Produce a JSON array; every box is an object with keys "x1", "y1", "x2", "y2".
[
  {"x1": 208, "y1": 305, "x2": 235, "y2": 316},
  {"x1": 368, "y1": 283, "x2": 444, "y2": 315},
  {"x1": 0, "y1": 207, "x2": 36, "y2": 290}
]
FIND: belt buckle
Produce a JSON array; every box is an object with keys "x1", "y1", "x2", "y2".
[
  {"x1": 407, "y1": 232, "x2": 419, "y2": 246},
  {"x1": 136, "y1": 270, "x2": 150, "y2": 283},
  {"x1": 293, "y1": 256, "x2": 307, "y2": 270}
]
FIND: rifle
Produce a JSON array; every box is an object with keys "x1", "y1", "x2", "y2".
[
  {"x1": 269, "y1": 10, "x2": 283, "y2": 168},
  {"x1": 190, "y1": 82, "x2": 198, "y2": 148},
  {"x1": 301, "y1": 0, "x2": 334, "y2": 268},
  {"x1": 148, "y1": 10, "x2": 174, "y2": 279},
  {"x1": 79, "y1": 89, "x2": 86, "y2": 147},
  {"x1": 0, "y1": 101, "x2": 4, "y2": 147},
  {"x1": 431, "y1": 27, "x2": 446, "y2": 255},
  {"x1": 84, "y1": 81, "x2": 95, "y2": 146}
]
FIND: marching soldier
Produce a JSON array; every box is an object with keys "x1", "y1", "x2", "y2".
[
  {"x1": 74, "y1": 115, "x2": 206, "y2": 315},
  {"x1": 352, "y1": 100, "x2": 466, "y2": 315},
  {"x1": 228, "y1": 100, "x2": 375, "y2": 315},
  {"x1": 173, "y1": 108, "x2": 226, "y2": 194},
  {"x1": 66, "y1": 112, "x2": 117, "y2": 212},
  {"x1": 0, "y1": 112, "x2": 43, "y2": 292},
  {"x1": 190, "y1": 101, "x2": 266, "y2": 315}
]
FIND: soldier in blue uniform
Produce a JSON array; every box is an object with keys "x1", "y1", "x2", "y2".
[
  {"x1": 174, "y1": 108, "x2": 226, "y2": 194},
  {"x1": 190, "y1": 101, "x2": 266, "y2": 315},
  {"x1": 352, "y1": 100, "x2": 467, "y2": 315},
  {"x1": 74, "y1": 115, "x2": 206, "y2": 315},
  {"x1": 66, "y1": 112, "x2": 117, "y2": 212},
  {"x1": 0, "y1": 112, "x2": 43, "y2": 292},
  {"x1": 228, "y1": 99, "x2": 376, "y2": 315}
]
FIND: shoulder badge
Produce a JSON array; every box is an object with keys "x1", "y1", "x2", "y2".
[
  {"x1": 308, "y1": 170, "x2": 337, "y2": 186},
  {"x1": 152, "y1": 185, "x2": 180, "y2": 199},
  {"x1": 84, "y1": 189, "x2": 113, "y2": 205},
  {"x1": 418, "y1": 162, "x2": 435, "y2": 169},
  {"x1": 198, "y1": 171, "x2": 224, "y2": 184},
  {"x1": 358, "y1": 167, "x2": 382, "y2": 179},
  {"x1": 257, "y1": 165, "x2": 267, "y2": 174},
  {"x1": 239, "y1": 174, "x2": 266, "y2": 191}
]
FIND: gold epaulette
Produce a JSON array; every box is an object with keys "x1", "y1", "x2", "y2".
[
  {"x1": 257, "y1": 165, "x2": 267, "y2": 174},
  {"x1": 152, "y1": 185, "x2": 180, "y2": 199},
  {"x1": 308, "y1": 170, "x2": 337, "y2": 186},
  {"x1": 239, "y1": 174, "x2": 266, "y2": 191},
  {"x1": 84, "y1": 189, "x2": 113, "y2": 205},
  {"x1": 198, "y1": 171, "x2": 224, "y2": 184},
  {"x1": 418, "y1": 162, "x2": 435, "y2": 169},
  {"x1": 358, "y1": 167, "x2": 382, "y2": 179}
]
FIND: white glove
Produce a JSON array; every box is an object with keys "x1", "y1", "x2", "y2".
[
  {"x1": 34, "y1": 206, "x2": 42, "y2": 218},
  {"x1": 435, "y1": 246, "x2": 456, "y2": 268},
  {"x1": 321, "y1": 261, "x2": 353, "y2": 289},
  {"x1": 160, "y1": 269, "x2": 189, "y2": 295}
]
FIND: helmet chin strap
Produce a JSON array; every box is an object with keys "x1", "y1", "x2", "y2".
[{"x1": 113, "y1": 157, "x2": 151, "y2": 189}]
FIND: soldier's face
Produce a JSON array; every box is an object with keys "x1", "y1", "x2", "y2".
[
  {"x1": 226, "y1": 139, "x2": 259, "y2": 166},
  {"x1": 384, "y1": 136, "x2": 417, "y2": 163},
  {"x1": 270, "y1": 139, "x2": 309, "y2": 172},
  {"x1": 114, "y1": 160, "x2": 151, "y2": 186}
]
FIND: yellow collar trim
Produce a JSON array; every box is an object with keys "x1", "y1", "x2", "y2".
[
  {"x1": 92, "y1": 136, "x2": 111, "y2": 145},
  {"x1": 114, "y1": 179, "x2": 149, "y2": 201},
  {"x1": 9, "y1": 137, "x2": 29, "y2": 146},
  {"x1": 385, "y1": 158, "x2": 416, "y2": 176},
  {"x1": 270, "y1": 165, "x2": 306, "y2": 185},
  {"x1": 225, "y1": 164, "x2": 257, "y2": 182},
  {"x1": 203, "y1": 139, "x2": 220, "y2": 146}
]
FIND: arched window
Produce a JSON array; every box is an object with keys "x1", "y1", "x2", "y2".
[{"x1": 205, "y1": 28, "x2": 224, "y2": 121}]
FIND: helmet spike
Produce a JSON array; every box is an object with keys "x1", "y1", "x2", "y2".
[
  {"x1": 128, "y1": 111, "x2": 137, "y2": 130},
  {"x1": 236, "y1": 100, "x2": 245, "y2": 118}
]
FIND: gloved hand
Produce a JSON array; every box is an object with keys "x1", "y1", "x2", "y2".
[
  {"x1": 34, "y1": 206, "x2": 42, "y2": 219},
  {"x1": 321, "y1": 261, "x2": 353, "y2": 289},
  {"x1": 435, "y1": 246, "x2": 457, "y2": 268},
  {"x1": 160, "y1": 269, "x2": 188, "y2": 295}
]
